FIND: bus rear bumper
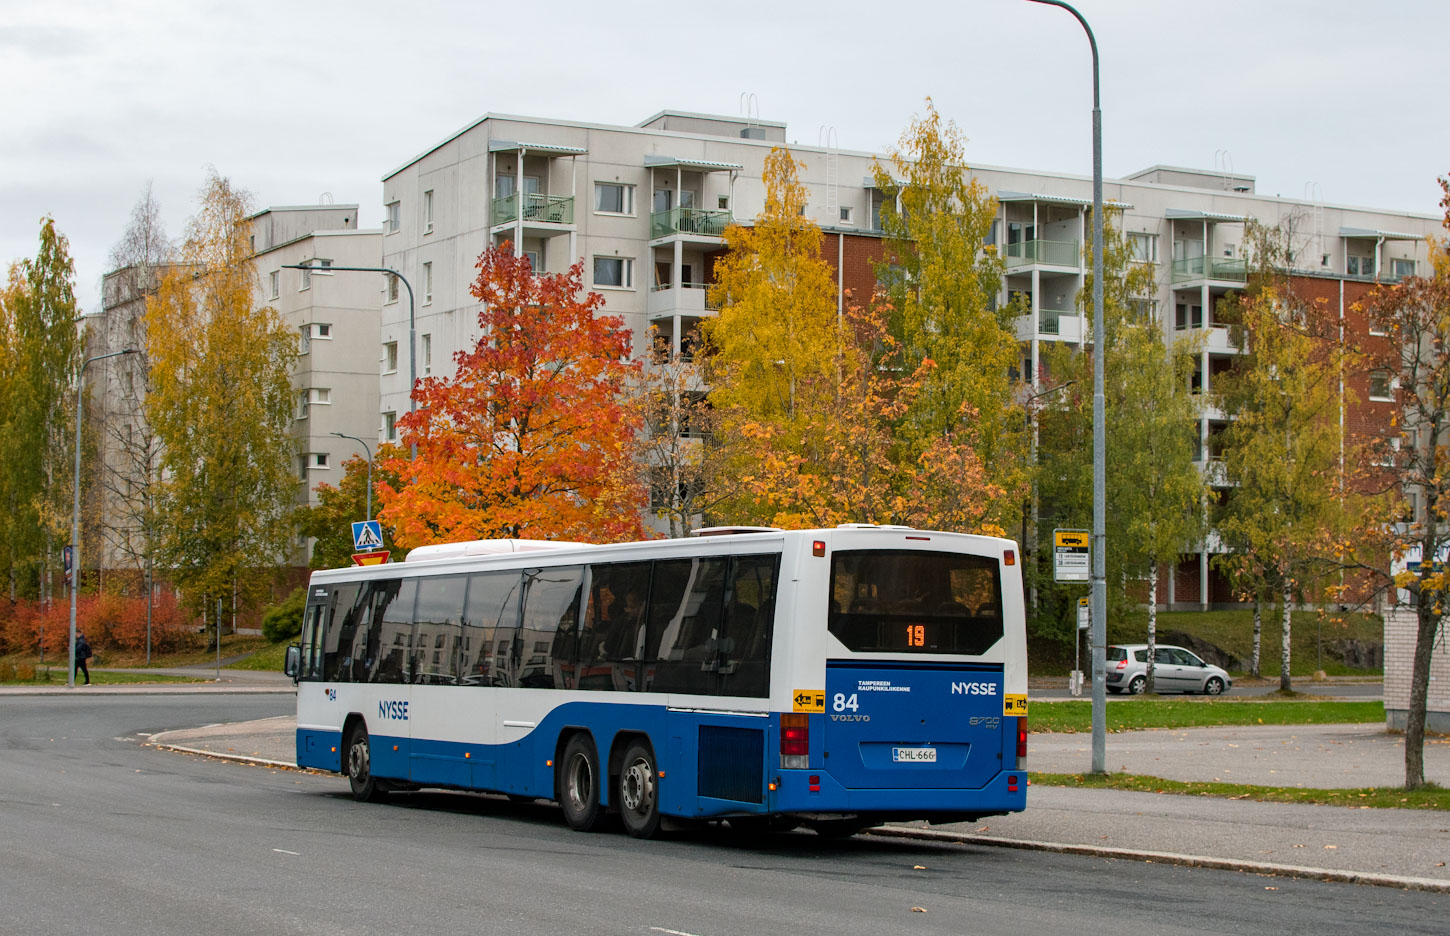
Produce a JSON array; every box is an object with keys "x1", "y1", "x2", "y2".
[{"x1": 771, "y1": 767, "x2": 1027, "y2": 820}]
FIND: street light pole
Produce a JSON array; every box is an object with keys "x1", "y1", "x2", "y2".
[
  {"x1": 69, "y1": 348, "x2": 137, "y2": 689},
  {"x1": 1026, "y1": 0, "x2": 1107, "y2": 773},
  {"x1": 330, "y1": 432, "x2": 374, "y2": 520},
  {"x1": 282, "y1": 263, "x2": 416, "y2": 458}
]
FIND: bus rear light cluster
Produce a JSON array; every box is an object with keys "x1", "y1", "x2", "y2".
[
  {"x1": 809, "y1": 774, "x2": 821, "y2": 792},
  {"x1": 1008, "y1": 774, "x2": 1019, "y2": 793},
  {"x1": 1016, "y1": 719, "x2": 1028, "y2": 769},
  {"x1": 781, "y1": 713, "x2": 809, "y2": 769}
]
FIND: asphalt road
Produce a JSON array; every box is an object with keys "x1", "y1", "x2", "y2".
[{"x1": 1, "y1": 695, "x2": 1443, "y2": 936}]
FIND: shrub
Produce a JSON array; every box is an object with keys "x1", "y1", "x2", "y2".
[{"x1": 261, "y1": 587, "x2": 306, "y2": 643}]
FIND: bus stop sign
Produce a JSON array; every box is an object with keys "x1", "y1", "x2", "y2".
[{"x1": 1054, "y1": 529, "x2": 1090, "y2": 583}]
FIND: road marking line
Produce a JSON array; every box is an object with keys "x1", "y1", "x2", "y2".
[
  {"x1": 649, "y1": 927, "x2": 702, "y2": 936},
  {"x1": 273, "y1": 848, "x2": 300, "y2": 856}
]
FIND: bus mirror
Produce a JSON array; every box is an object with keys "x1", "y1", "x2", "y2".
[{"x1": 284, "y1": 644, "x2": 301, "y2": 680}]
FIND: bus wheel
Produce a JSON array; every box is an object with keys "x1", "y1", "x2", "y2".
[
  {"x1": 346, "y1": 724, "x2": 389, "y2": 803},
  {"x1": 618, "y1": 739, "x2": 661, "y2": 839},
  {"x1": 809, "y1": 818, "x2": 868, "y2": 839},
  {"x1": 558, "y1": 734, "x2": 603, "y2": 832}
]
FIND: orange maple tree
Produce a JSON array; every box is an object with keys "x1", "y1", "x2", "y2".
[{"x1": 376, "y1": 246, "x2": 648, "y2": 548}]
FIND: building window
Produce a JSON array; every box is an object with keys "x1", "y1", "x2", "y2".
[
  {"x1": 524, "y1": 250, "x2": 540, "y2": 272},
  {"x1": 383, "y1": 411, "x2": 397, "y2": 442},
  {"x1": 423, "y1": 261, "x2": 433, "y2": 304},
  {"x1": 1393, "y1": 258, "x2": 1416, "y2": 279},
  {"x1": 300, "y1": 266, "x2": 311, "y2": 291},
  {"x1": 593, "y1": 256, "x2": 633, "y2": 289},
  {"x1": 718, "y1": 195, "x2": 729, "y2": 210},
  {"x1": 383, "y1": 341, "x2": 399, "y2": 374},
  {"x1": 1346, "y1": 255, "x2": 1372, "y2": 277},
  {"x1": 1369, "y1": 370, "x2": 1394, "y2": 401},
  {"x1": 298, "y1": 389, "x2": 310, "y2": 420},
  {"x1": 313, "y1": 453, "x2": 329, "y2": 469},
  {"x1": 1403, "y1": 488, "x2": 1420, "y2": 525},
  {"x1": 1175, "y1": 303, "x2": 1203, "y2": 330},
  {"x1": 299, "y1": 325, "x2": 311, "y2": 355},
  {"x1": 298, "y1": 455, "x2": 308, "y2": 481},
  {"x1": 423, "y1": 190, "x2": 434, "y2": 234},
  {"x1": 316, "y1": 323, "x2": 331, "y2": 338},
  {"x1": 594, "y1": 182, "x2": 635, "y2": 215},
  {"x1": 386, "y1": 201, "x2": 401, "y2": 234},
  {"x1": 387, "y1": 274, "x2": 399, "y2": 303},
  {"x1": 1129, "y1": 232, "x2": 1158, "y2": 263},
  {"x1": 269, "y1": 270, "x2": 279, "y2": 299},
  {"x1": 422, "y1": 334, "x2": 432, "y2": 376},
  {"x1": 839, "y1": 206, "x2": 854, "y2": 224}
]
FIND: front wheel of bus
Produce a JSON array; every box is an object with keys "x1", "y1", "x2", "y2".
[
  {"x1": 558, "y1": 734, "x2": 603, "y2": 832},
  {"x1": 346, "y1": 724, "x2": 389, "y2": 803},
  {"x1": 618, "y1": 740, "x2": 661, "y2": 839}
]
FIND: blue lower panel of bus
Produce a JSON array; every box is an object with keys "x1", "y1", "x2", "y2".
[{"x1": 296, "y1": 694, "x2": 1024, "y2": 820}]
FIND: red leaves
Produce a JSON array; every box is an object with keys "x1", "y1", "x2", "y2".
[{"x1": 376, "y1": 245, "x2": 647, "y2": 548}]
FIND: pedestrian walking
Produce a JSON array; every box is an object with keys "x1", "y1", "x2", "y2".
[{"x1": 75, "y1": 633, "x2": 92, "y2": 686}]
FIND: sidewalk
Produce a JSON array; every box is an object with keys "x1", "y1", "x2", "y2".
[
  {"x1": 146, "y1": 714, "x2": 1450, "y2": 891},
  {"x1": 0, "y1": 666, "x2": 295, "y2": 695}
]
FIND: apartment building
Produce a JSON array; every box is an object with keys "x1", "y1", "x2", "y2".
[
  {"x1": 377, "y1": 108, "x2": 1440, "y2": 605},
  {"x1": 249, "y1": 205, "x2": 383, "y2": 511},
  {"x1": 89, "y1": 205, "x2": 381, "y2": 574}
]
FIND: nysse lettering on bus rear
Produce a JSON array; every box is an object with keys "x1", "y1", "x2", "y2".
[{"x1": 285, "y1": 525, "x2": 1028, "y2": 839}]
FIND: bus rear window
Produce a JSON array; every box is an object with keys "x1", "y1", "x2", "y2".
[{"x1": 829, "y1": 550, "x2": 1004, "y2": 654}]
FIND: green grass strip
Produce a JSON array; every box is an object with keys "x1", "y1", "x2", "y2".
[
  {"x1": 0, "y1": 668, "x2": 204, "y2": 686},
  {"x1": 1032, "y1": 771, "x2": 1449, "y2": 810},
  {"x1": 1030, "y1": 699, "x2": 1384, "y2": 733},
  {"x1": 224, "y1": 641, "x2": 289, "y2": 671}
]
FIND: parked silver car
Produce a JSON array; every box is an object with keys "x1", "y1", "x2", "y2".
[{"x1": 1106, "y1": 644, "x2": 1232, "y2": 695}]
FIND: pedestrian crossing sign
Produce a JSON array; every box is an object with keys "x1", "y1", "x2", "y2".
[{"x1": 351, "y1": 520, "x2": 383, "y2": 551}]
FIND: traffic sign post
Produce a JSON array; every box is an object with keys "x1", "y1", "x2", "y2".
[{"x1": 1072, "y1": 597, "x2": 1090, "y2": 696}]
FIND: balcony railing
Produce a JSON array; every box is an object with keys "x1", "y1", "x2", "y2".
[
  {"x1": 492, "y1": 193, "x2": 574, "y2": 226},
  {"x1": 650, "y1": 207, "x2": 732, "y2": 239},
  {"x1": 1170, "y1": 256, "x2": 1248, "y2": 284},
  {"x1": 1005, "y1": 238, "x2": 1080, "y2": 269},
  {"x1": 1038, "y1": 307, "x2": 1077, "y2": 335}
]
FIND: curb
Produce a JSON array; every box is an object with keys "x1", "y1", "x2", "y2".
[
  {"x1": 868, "y1": 825, "x2": 1450, "y2": 894},
  {"x1": 148, "y1": 741, "x2": 302, "y2": 771}
]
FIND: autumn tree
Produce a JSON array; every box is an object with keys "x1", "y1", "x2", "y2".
[
  {"x1": 638, "y1": 329, "x2": 727, "y2": 537},
  {"x1": 298, "y1": 446, "x2": 406, "y2": 568},
  {"x1": 0, "y1": 218, "x2": 84, "y2": 605},
  {"x1": 874, "y1": 100, "x2": 1028, "y2": 531},
  {"x1": 1214, "y1": 223, "x2": 1371, "y2": 692},
  {"x1": 1037, "y1": 212, "x2": 1205, "y2": 683},
  {"x1": 1353, "y1": 175, "x2": 1450, "y2": 789},
  {"x1": 98, "y1": 184, "x2": 172, "y2": 652},
  {"x1": 377, "y1": 245, "x2": 647, "y2": 547},
  {"x1": 146, "y1": 170, "x2": 299, "y2": 618}
]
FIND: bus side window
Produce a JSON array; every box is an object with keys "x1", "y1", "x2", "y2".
[
  {"x1": 299, "y1": 598, "x2": 327, "y2": 680},
  {"x1": 463, "y1": 570, "x2": 523, "y2": 687},
  {"x1": 718, "y1": 554, "x2": 778, "y2": 698},
  {"x1": 322, "y1": 582, "x2": 362, "y2": 682},
  {"x1": 648, "y1": 557, "x2": 728, "y2": 695},
  {"x1": 518, "y1": 567, "x2": 583, "y2": 690},
  {"x1": 412, "y1": 574, "x2": 466, "y2": 685},
  {"x1": 582, "y1": 561, "x2": 652, "y2": 691}
]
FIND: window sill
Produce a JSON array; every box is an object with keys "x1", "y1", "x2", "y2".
[
  {"x1": 593, "y1": 284, "x2": 635, "y2": 292},
  {"x1": 593, "y1": 211, "x2": 636, "y2": 218}
]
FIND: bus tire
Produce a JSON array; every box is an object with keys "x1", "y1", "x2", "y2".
[
  {"x1": 558, "y1": 734, "x2": 603, "y2": 832},
  {"x1": 618, "y1": 739, "x2": 661, "y2": 839},
  {"x1": 345, "y1": 723, "x2": 389, "y2": 803}
]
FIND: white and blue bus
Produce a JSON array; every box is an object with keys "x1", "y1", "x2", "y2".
[{"x1": 286, "y1": 525, "x2": 1028, "y2": 838}]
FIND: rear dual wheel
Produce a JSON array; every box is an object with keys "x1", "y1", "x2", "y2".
[
  {"x1": 618, "y1": 740, "x2": 661, "y2": 839},
  {"x1": 558, "y1": 734, "x2": 604, "y2": 832}
]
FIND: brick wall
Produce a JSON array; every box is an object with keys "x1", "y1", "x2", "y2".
[
  {"x1": 1383, "y1": 607, "x2": 1450, "y2": 731},
  {"x1": 820, "y1": 232, "x2": 888, "y2": 307},
  {"x1": 1174, "y1": 554, "x2": 1202, "y2": 605}
]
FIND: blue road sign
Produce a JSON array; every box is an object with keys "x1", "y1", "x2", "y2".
[{"x1": 351, "y1": 520, "x2": 383, "y2": 551}]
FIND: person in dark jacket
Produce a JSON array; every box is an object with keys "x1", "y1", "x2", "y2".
[{"x1": 75, "y1": 633, "x2": 92, "y2": 685}]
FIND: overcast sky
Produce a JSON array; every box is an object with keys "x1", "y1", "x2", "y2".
[{"x1": 4, "y1": 0, "x2": 1448, "y2": 316}]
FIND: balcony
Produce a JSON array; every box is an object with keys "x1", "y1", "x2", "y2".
[
  {"x1": 1171, "y1": 256, "x2": 1247, "y2": 284},
  {"x1": 1004, "y1": 238, "x2": 1080, "y2": 269},
  {"x1": 650, "y1": 207, "x2": 732, "y2": 239},
  {"x1": 648, "y1": 281, "x2": 720, "y2": 318},
  {"x1": 492, "y1": 193, "x2": 574, "y2": 226}
]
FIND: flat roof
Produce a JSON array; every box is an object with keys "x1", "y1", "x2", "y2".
[
  {"x1": 998, "y1": 191, "x2": 1134, "y2": 209},
  {"x1": 644, "y1": 155, "x2": 742, "y2": 172},
  {"x1": 1165, "y1": 208, "x2": 1251, "y2": 223},
  {"x1": 1339, "y1": 227, "x2": 1425, "y2": 241}
]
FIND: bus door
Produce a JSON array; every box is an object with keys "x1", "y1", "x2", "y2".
[{"x1": 822, "y1": 549, "x2": 1010, "y2": 790}]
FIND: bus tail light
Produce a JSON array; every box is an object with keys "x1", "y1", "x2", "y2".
[
  {"x1": 781, "y1": 713, "x2": 809, "y2": 769},
  {"x1": 1003, "y1": 549, "x2": 1016, "y2": 566},
  {"x1": 1016, "y1": 718, "x2": 1028, "y2": 769}
]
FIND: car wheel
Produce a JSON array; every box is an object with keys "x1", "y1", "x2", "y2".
[
  {"x1": 1204, "y1": 676, "x2": 1225, "y2": 696},
  {"x1": 346, "y1": 723, "x2": 390, "y2": 803},
  {"x1": 557, "y1": 734, "x2": 603, "y2": 832},
  {"x1": 618, "y1": 739, "x2": 662, "y2": 839},
  {"x1": 1128, "y1": 675, "x2": 1147, "y2": 695}
]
